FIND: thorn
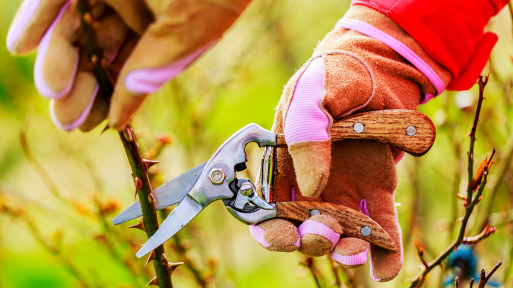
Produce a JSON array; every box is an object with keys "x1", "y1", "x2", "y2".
[
  {"x1": 147, "y1": 276, "x2": 158, "y2": 286},
  {"x1": 100, "y1": 123, "x2": 110, "y2": 135},
  {"x1": 91, "y1": 54, "x2": 98, "y2": 65},
  {"x1": 123, "y1": 127, "x2": 135, "y2": 142},
  {"x1": 134, "y1": 177, "x2": 143, "y2": 199},
  {"x1": 83, "y1": 12, "x2": 94, "y2": 25},
  {"x1": 158, "y1": 252, "x2": 168, "y2": 265},
  {"x1": 145, "y1": 251, "x2": 156, "y2": 266},
  {"x1": 456, "y1": 194, "x2": 468, "y2": 206},
  {"x1": 148, "y1": 191, "x2": 156, "y2": 204},
  {"x1": 100, "y1": 58, "x2": 109, "y2": 69},
  {"x1": 168, "y1": 262, "x2": 184, "y2": 273},
  {"x1": 143, "y1": 159, "x2": 159, "y2": 170},
  {"x1": 128, "y1": 219, "x2": 145, "y2": 231}
]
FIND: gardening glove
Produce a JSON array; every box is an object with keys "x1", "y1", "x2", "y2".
[
  {"x1": 249, "y1": 5, "x2": 456, "y2": 282},
  {"x1": 7, "y1": 0, "x2": 252, "y2": 131}
]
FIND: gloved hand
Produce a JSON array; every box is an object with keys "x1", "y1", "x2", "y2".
[
  {"x1": 7, "y1": 0, "x2": 252, "y2": 131},
  {"x1": 249, "y1": 5, "x2": 455, "y2": 282}
]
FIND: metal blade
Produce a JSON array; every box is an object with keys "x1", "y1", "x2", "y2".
[
  {"x1": 136, "y1": 195, "x2": 202, "y2": 258},
  {"x1": 112, "y1": 162, "x2": 206, "y2": 225}
]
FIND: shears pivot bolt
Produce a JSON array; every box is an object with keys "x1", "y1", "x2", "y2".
[{"x1": 209, "y1": 168, "x2": 225, "y2": 184}]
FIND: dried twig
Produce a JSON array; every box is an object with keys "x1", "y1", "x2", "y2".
[
  {"x1": 301, "y1": 256, "x2": 323, "y2": 288},
  {"x1": 410, "y1": 77, "x2": 497, "y2": 287},
  {"x1": 19, "y1": 123, "x2": 64, "y2": 201},
  {"x1": 2, "y1": 204, "x2": 96, "y2": 287},
  {"x1": 328, "y1": 258, "x2": 343, "y2": 287},
  {"x1": 477, "y1": 261, "x2": 502, "y2": 288}
]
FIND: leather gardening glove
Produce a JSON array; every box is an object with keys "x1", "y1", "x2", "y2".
[
  {"x1": 7, "y1": 0, "x2": 252, "y2": 131},
  {"x1": 249, "y1": 6, "x2": 453, "y2": 282}
]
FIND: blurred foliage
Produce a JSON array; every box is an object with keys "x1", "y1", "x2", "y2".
[{"x1": 1, "y1": 0, "x2": 513, "y2": 287}]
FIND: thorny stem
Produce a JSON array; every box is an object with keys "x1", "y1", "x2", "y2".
[
  {"x1": 76, "y1": 1, "x2": 172, "y2": 287},
  {"x1": 477, "y1": 261, "x2": 502, "y2": 288},
  {"x1": 19, "y1": 123, "x2": 63, "y2": 201},
  {"x1": 410, "y1": 155, "x2": 494, "y2": 287},
  {"x1": 119, "y1": 128, "x2": 173, "y2": 287},
  {"x1": 2, "y1": 206, "x2": 96, "y2": 287},
  {"x1": 171, "y1": 233, "x2": 208, "y2": 288},
  {"x1": 466, "y1": 77, "x2": 487, "y2": 202},
  {"x1": 410, "y1": 77, "x2": 495, "y2": 287},
  {"x1": 86, "y1": 163, "x2": 144, "y2": 282},
  {"x1": 328, "y1": 258, "x2": 343, "y2": 288},
  {"x1": 301, "y1": 257, "x2": 323, "y2": 288}
]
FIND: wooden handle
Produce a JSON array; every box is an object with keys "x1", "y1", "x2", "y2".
[
  {"x1": 276, "y1": 109, "x2": 436, "y2": 156},
  {"x1": 275, "y1": 201, "x2": 397, "y2": 252}
]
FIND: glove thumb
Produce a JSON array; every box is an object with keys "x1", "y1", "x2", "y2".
[
  {"x1": 281, "y1": 56, "x2": 332, "y2": 198},
  {"x1": 288, "y1": 140, "x2": 331, "y2": 198}
]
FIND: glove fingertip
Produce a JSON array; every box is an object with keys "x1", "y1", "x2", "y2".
[{"x1": 6, "y1": 0, "x2": 42, "y2": 54}]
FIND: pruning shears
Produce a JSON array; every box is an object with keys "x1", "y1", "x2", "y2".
[{"x1": 112, "y1": 109, "x2": 436, "y2": 258}]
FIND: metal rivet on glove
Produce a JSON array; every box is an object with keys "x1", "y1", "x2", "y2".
[
  {"x1": 310, "y1": 209, "x2": 321, "y2": 216},
  {"x1": 406, "y1": 126, "x2": 417, "y2": 136},
  {"x1": 353, "y1": 122, "x2": 365, "y2": 133},
  {"x1": 360, "y1": 225, "x2": 372, "y2": 237}
]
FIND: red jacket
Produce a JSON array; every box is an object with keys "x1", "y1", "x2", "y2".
[{"x1": 352, "y1": 0, "x2": 509, "y2": 90}]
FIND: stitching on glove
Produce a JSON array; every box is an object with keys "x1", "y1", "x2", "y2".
[{"x1": 321, "y1": 50, "x2": 376, "y2": 117}]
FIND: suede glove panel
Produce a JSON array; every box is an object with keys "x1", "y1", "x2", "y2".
[{"x1": 7, "y1": 0, "x2": 252, "y2": 131}]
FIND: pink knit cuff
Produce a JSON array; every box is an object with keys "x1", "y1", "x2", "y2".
[{"x1": 298, "y1": 220, "x2": 340, "y2": 250}]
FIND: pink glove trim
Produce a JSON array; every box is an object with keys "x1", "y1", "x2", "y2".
[
  {"x1": 330, "y1": 250, "x2": 368, "y2": 266},
  {"x1": 294, "y1": 236, "x2": 301, "y2": 247},
  {"x1": 290, "y1": 187, "x2": 295, "y2": 202},
  {"x1": 248, "y1": 224, "x2": 271, "y2": 248},
  {"x1": 336, "y1": 18, "x2": 445, "y2": 103},
  {"x1": 284, "y1": 57, "x2": 329, "y2": 144},
  {"x1": 6, "y1": 0, "x2": 43, "y2": 52},
  {"x1": 125, "y1": 41, "x2": 215, "y2": 95},
  {"x1": 370, "y1": 264, "x2": 382, "y2": 282},
  {"x1": 359, "y1": 199, "x2": 369, "y2": 216},
  {"x1": 34, "y1": 1, "x2": 77, "y2": 99},
  {"x1": 298, "y1": 219, "x2": 340, "y2": 250},
  {"x1": 49, "y1": 85, "x2": 99, "y2": 131}
]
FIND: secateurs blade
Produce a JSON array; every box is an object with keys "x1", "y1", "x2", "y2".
[{"x1": 113, "y1": 109, "x2": 436, "y2": 258}]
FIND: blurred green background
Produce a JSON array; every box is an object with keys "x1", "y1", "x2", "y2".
[{"x1": 1, "y1": 1, "x2": 513, "y2": 287}]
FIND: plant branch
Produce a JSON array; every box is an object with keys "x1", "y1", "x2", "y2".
[
  {"x1": 19, "y1": 123, "x2": 63, "y2": 201},
  {"x1": 477, "y1": 261, "x2": 502, "y2": 288},
  {"x1": 410, "y1": 77, "x2": 496, "y2": 287},
  {"x1": 76, "y1": 1, "x2": 172, "y2": 286},
  {"x1": 119, "y1": 127, "x2": 172, "y2": 287},
  {"x1": 466, "y1": 77, "x2": 487, "y2": 202},
  {"x1": 301, "y1": 256, "x2": 323, "y2": 288}
]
